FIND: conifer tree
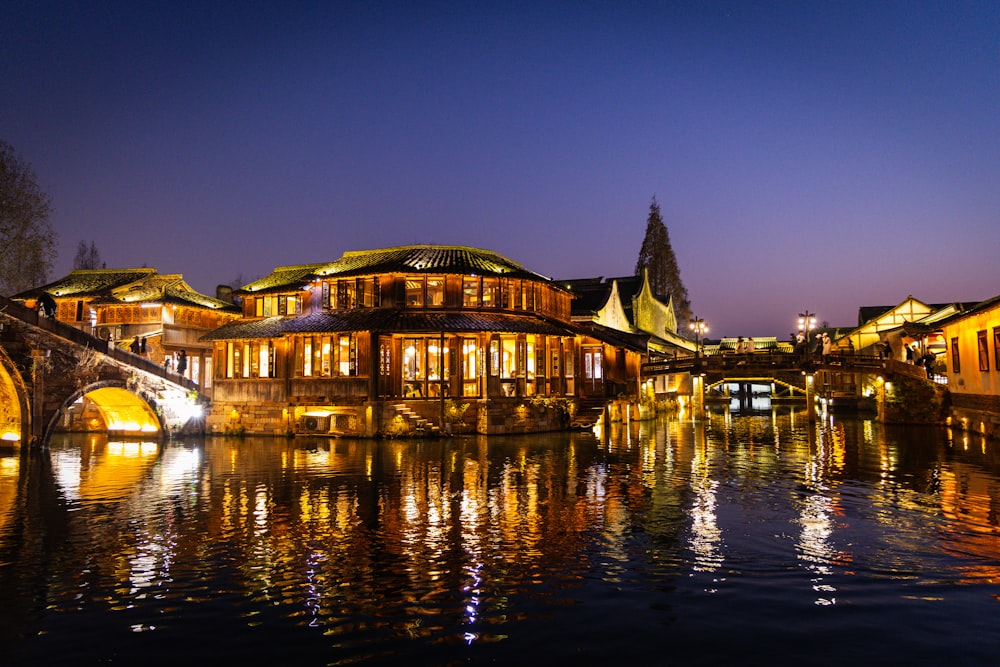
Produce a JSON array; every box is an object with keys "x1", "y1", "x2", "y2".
[{"x1": 635, "y1": 197, "x2": 691, "y2": 327}]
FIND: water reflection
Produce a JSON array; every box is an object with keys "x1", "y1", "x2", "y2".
[{"x1": 2, "y1": 414, "x2": 1000, "y2": 664}]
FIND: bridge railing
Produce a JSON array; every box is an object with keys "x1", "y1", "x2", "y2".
[
  {"x1": 1, "y1": 295, "x2": 199, "y2": 392},
  {"x1": 642, "y1": 352, "x2": 905, "y2": 377}
]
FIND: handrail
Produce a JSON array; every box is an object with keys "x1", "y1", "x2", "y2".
[
  {"x1": 642, "y1": 352, "x2": 898, "y2": 376},
  {"x1": 0, "y1": 294, "x2": 198, "y2": 392}
]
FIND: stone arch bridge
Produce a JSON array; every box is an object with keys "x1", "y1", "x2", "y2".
[
  {"x1": 642, "y1": 351, "x2": 933, "y2": 420},
  {"x1": 0, "y1": 296, "x2": 203, "y2": 447}
]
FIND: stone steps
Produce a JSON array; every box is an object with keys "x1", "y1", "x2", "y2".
[{"x1": 393, "y1": 404, "x2": 441, "y2": 436}]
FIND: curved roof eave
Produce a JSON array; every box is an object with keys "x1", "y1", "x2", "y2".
[{"x1": 200, "y1": 310, "x2": 576, "y2": 341}]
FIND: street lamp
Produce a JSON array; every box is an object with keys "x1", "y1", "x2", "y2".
[
  {"x1": 689, "y1": 316, "x2": 708, "y2": 357},
  {"x1": 798, "y1": 310, "x2": 816, "y2": 354}
]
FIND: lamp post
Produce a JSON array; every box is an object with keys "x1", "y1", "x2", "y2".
[
  {"x1": 797, "y1": 310, "x2": 816, "y2": 355},
  {"x1": 689, "y1": 316, "x2": 707, "y2": 357}
]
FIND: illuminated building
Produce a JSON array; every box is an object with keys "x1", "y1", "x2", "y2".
[
  {"x1": 938, "y1": 293, "x2": 1000, "y2": 441},
  {"x1": 202, "y1": 245, "x2": 649, "y2": 436},
  {"x1": 11, "y1": 268, "x2": 241, "y2": 387}
]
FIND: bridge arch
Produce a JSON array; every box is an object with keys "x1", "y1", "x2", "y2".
[
  {"x1": 706, "y1": 375, "x2": 808, "y2": 397},
  {"x1": 44, "y1": 380, "x2": 166, "y2": 445},
  {"x1": 0, "y1": 346, "x2": 29, "y2": 445}
]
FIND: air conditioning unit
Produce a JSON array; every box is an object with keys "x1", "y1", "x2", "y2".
[{"x1": 302, "y1": 415, "x2": 331, "y2": 434}]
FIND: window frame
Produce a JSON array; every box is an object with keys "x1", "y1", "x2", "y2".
[
  {"x1": 977, "y1": 330, "x2": 989, "y2": 372},
  {"x1": 993, "y1": 328, "x2": 1000, "y2": 372}
]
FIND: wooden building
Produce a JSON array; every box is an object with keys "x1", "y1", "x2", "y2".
[
  {"x1": 939, "y1": 294, "x2": 1000, "y2": 440},
  {"x1": 202, "y1": 245, "x2": 647, "y2": 437},
  {"x1": 558, "y1": 271, "x2": 696, "y2": 404},
  {"x1": 12, "y1": 268, "x2": 240, "y2": 386}
]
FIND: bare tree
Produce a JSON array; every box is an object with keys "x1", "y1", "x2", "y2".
[
  {"x1": 635, "y1": 196, "x2": 691, "y2": 326},
  {"x1": 73, "y1": 240, "x2": 103, "y2": 269},
  {"x1": 0, "y1": 140, "x2": 57, "y2": 295}
]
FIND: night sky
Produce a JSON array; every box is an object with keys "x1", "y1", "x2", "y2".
[{"x1": 3, "y1": 1, "x2": 997, "y2": 338}]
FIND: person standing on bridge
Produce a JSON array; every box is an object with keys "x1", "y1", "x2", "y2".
[
  {"x1": 129, "y1": 336, "x2": 140, "y2": 354},
  {"x1": 139, "y1": 337, "x2": 147, "y2": 356},
  {"x1": 38, "y1": 292, "x2": 57, "y2": 317},
  {"x1": 177, "y1": 350, "x2": 187, "y2": 377}
]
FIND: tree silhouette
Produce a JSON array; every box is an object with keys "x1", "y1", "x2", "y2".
[
  {"x1": 0, "y1": 140, "x2": 56, "y2": 295},
  {"x1": 73, "y1": 240, "x2": 103, "y2": 269},
  {"x1": 635, "y1": 197, "x2": 691, "y2": 327}
]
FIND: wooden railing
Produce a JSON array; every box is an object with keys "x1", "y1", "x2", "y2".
[{"x1": 0, "y1": 295, "x2": 198, "y2": 391}]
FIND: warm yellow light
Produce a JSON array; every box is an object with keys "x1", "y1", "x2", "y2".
[{"x1": 86, "y1": 387, "x2": 160, "y2": 434}]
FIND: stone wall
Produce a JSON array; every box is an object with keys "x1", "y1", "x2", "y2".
[{"x1": 949, "y1": 393, "x2": 1000, "y2": 441}]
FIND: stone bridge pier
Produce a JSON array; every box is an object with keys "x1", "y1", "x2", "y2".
[{"x1": 1, "y1": 299, "x2": 203, "y2": 447}]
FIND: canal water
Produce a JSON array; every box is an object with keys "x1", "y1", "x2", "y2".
[{"x1": 2, "y1": 408, "x2": 999, "y2": 666}]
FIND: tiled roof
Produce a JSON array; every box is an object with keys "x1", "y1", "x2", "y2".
[
  {"x1": 13, "y1": 268, "x2": 159, "y2": 299},
  {"x1": 162, "y1": 286, "x2": 241, "y2": 312},
  {"x1": 319, "y1": 246, "x2": 549, "y2": 280},
  {"x1": 239, "y1": 245, "x2": 557, "y2": 294},
  {"x1": 238, "y1": 264, "x2": 325, "y2": 294},
  {"x1": 201, "y1": 309, "x2": 574, "y2": 341},
  {"x1": 569, "y1": 320, "x2": 649, "y2": 352},
  {"x1": 12, "y1": 268, "x2": 239, "y2": 313}
]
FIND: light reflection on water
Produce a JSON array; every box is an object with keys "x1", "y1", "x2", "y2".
[{"x1": 1, "y1": 411, "x2": 1000, "y2": 665}]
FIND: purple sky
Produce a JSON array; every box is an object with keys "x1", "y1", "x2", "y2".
[{"x1": 3, "y1": 1, "x2": 997, "y2": 338}]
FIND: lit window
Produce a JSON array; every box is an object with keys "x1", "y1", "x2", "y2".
[
  {"x1": 338, "y1": 335, "x2": 353, "y2": 375},
  {"x1": 427, "y1": 277, "x2": 444, "y2": 307},
  {"x1": 337, "y1": 280, "x2": 356, "y2": 309},
  {"x1": 463, "y1": 277, "x2": 480, "y2": 307},
  {"x1": 500, "y1": 336, "x2": 517, "y2": 379},
  {"x1": 507, "y1": 280, "x2": 521, "y2": 309},
  {"x1": 482, "y1": 277, "x2": 499, "y2": 308},
  {"x1": 462, "y1": 337, "x2": 479, "y2": 396},
  {"x1": 360, "y1": 277, "x2": 379, "y2": 307},
  {"x1": 406, "y1": 277, "x2": 424, "y2": 307}
]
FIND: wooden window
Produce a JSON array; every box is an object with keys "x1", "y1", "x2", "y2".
[
  {"x1": 525, "y1": 336, "x2": 536, "y2": 396},
  {"x1": 296, "y1": 335, "x2": 356, "y2": 377},
  {"x1": 507, "y1": 279, "x2": 521, "y2": 309},
  {"x1": 994, "y1": 328, "x2": 1000, "y2": 372},
  {"x1": 978, "y1": 330, "x2": 989, "y2": 372},
  {"x1": 463, "y1": 277, "x2": 480, "y2": 307},
  {"x1": 226, "y1": 341, "x2": 245, "y2": 379},
  {"x1": 339, "y1": 334, "x2": 356, "y2": 376},
  {"x1": 402, "y1": 338, "x2": 425, "y2": 396},
  {"x1": 482, "y1": 277, "x2": 499, "y2": 308},
  {"x1": 461, "y1": 337, "x2": 479, "y2": 397},
  {"x1": 426, "y1": 277, "x2": 444, "y2": 307},
  {"x1": 405, "y1": 277, "x2": 424, "y2": 307},
  {"x1": 360, "y1": 277, "x2": 379, "y2": 307},
  {"x1": 337, "y1": 280, "x2": 355, "y2": 309},
  {"x1": 951, "y1": 337, "x2": 961, "y2": 374}
]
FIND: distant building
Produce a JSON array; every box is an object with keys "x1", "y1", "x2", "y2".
[{"x1": 12, "y1": 268, "x2": 240, "y2": 386}]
